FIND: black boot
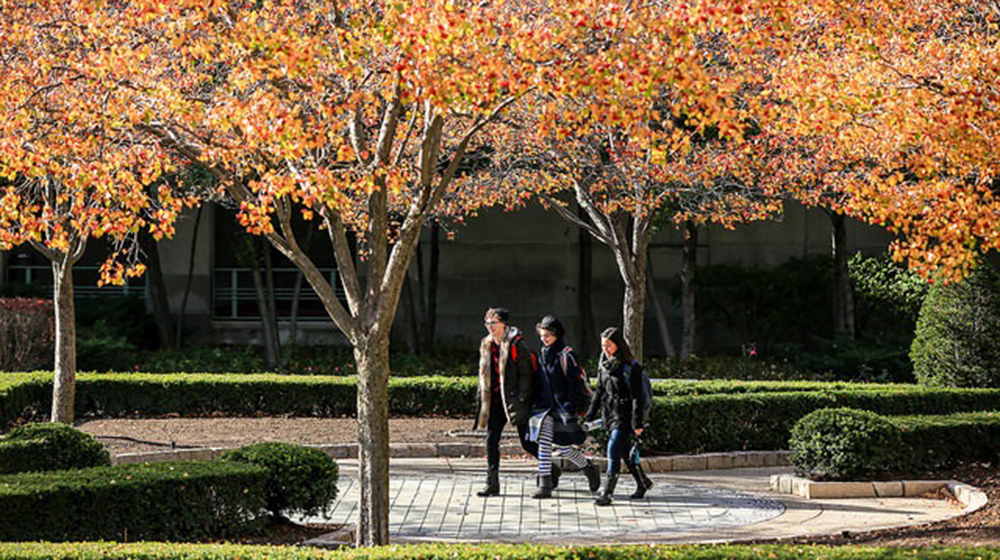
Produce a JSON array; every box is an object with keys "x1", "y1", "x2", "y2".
[
  {"x1": 594, "y1": 473, "x2": 619, "y2": 506},
  {"x1": 582, "y1": 459, "x2": 601, "y2": 493},
  {"x1": 626, "y1": 459, "x2": 653, "y2": 499},
  {"x1": 532, "y1": 474, "x2": 553, "y2": 499},
  {"x1": 476, "y1": 467, "x2": 500, "y2": 497},
  {"x1": 551, "y1": 463, "x2": 562, "y2": 489}
]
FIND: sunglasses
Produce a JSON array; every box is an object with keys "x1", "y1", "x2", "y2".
[{"x1": 484, "y1": 321, "x2": 500, "y2": 327}]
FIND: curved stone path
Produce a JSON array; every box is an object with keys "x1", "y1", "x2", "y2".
[{"x1": 299, "y1": 458, "x2": 972, "y2": 545}]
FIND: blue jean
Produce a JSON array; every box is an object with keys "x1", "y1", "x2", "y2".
[{"x1": 606, "y1": 427, "x2": 632, "y2": 475}]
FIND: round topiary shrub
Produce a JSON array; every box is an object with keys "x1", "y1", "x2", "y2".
[
  {"x1": 789, "y1": 407, "x2": 901, "y2": 481},
  {"x1": 911, "y1": 263, "x2": 1000, "y2": 388},
  {"x1": 0, "y1": 422, "x2": 110, "y2": 474},
  {"x1": 221, "y1": 442, "x2": 338, "y2": 519}
]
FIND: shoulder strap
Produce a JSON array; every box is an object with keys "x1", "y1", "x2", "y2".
[{"x1": 559, "y1": 346, "x2": 574, "y2": 376}]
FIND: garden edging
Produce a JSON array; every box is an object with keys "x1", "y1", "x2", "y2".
[
  {"x1": 113, "y1": 443, "x2": 791, "y2": 472},
  {"x1": 770, "y1": 473, "x2": 988, "y2": 512}
]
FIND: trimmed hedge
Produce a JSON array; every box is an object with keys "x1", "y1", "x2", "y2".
[
  {"x1": 0, "y1": 423, "x2": 110, "y2": 474},
  {"x1": 0, "y1": 460, "x2": 268, "y2": 541},
  {"x1": 893, "y1": 411, "x2": 1000, "y2": 470},
  {"x1": 3, "y1": 374, "x2": 1000, "y2": 455},
  {"x1": 0, "y1": 543, "x2": 999, "y2": 559},
  {"x1": 646, "y1": 388, "x2": 1000, "y2": 453}
]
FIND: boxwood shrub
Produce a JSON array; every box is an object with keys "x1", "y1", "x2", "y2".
[
  {"x1": 222, "y1": 442, "x2": 338, "y2": 519},
  {"x1": 645, "y1": 388, "x2": 1000, "y2": 453},
  {"x1": 0, "y1": 460, "x2": 268, "y2": 541},
  {"x1": 0, "y1": 422, "x2": 110, "y2": 474},
  {"x1": 893, "y1": 411, "x2": 1000, "y2": 470},
  {"x1": 789, "y1": 408, "x2": 902, "y2": 480}
]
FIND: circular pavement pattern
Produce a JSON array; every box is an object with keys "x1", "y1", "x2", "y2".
[{"x1": 308, "y1": 473, "x2": 785, "y2": 542}]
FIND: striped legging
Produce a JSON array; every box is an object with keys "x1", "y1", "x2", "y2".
[{"x1": 537, "y1": 414, "x2": 589, "y2": 476}]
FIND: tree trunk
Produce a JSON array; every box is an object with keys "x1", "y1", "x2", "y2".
[
  {"x1": 50, "y1": 258, "x2": 77, "y2": 424},
  {"x1": 622, "y1": 271, "x2": 646, "y2": 360},
  {"x1": 401, "y1": 272, "x2": 420, "y2": 353},
  {"x1": 423, "y1": 222, "x2": 440, "y2": 351},
  {"x1": 577, "y1": 213, "x2": 597, "y2": 358},
  {"x1": 680, "y1": 221, "x2": 698, "y2": 359},
  {"x1": 288, "y1": 227, "x2": 316, "y2": 347},
  {"x1": 139, "y1": 231, "x2": 175, "y2": 349},
  {"x1": 354, "y1": 333, "x2": 391, "y2": 546},
  {"x1": 831, "y1": 212, "x2": 855, "y2": 339},
  {"x1": 646, "y1": 254, "x2": 676, "y2": 358},
  {"x1": 176, "y1": 206, "x2": 203, "y2": 349}
]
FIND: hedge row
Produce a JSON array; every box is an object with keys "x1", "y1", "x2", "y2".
[
  {"x1": 0, "y1": 461, "x2": 268, "y2": 541},
  {"x1": 894, "y1": 411, "x2": 1000, "y2": 470},
  {"x1": 1, "y1": 543, "x2": 999, "y2": 560},
  {"x1": 647, "y1": 388, "x2": 1000, "y2": 453},
  {"x1": 4, "y1": 374, "x2": 1000, "y2": 454}
]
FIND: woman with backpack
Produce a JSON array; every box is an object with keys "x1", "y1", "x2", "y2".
[
  {"x1": 528, "y1": 314, "x2": 601, "y2": 499},
  {"x1": 584, "y1": 327, "x2": 655, "y2": 506}
]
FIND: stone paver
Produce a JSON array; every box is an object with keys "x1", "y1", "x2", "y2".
[{"x1": 299, "y1": 458, "x2": 975, "y2": 545}]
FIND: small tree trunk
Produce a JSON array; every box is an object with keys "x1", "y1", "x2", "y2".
[
  {"x1": 831, "y1": 212, "x2": 856, "y2": 339},
  {"x1": 176, "y1": 206, "x2": 203, "y2": 349},
  {"x1": 423, "y1": 222, "x2": 440, "y2": 351},
  {"x1": 680, "y1": 221, "x2": 698, "y2": 359},
  {"x1": 646, "y1": 254, "x2": 676, "y2": 358},
  {"x1": 578, "y1": 214, "x2": 597, "y2": 358},
  {"x1": 622, "y1": 271, "x2": 647, "y2": 360},
  {"x1": 354, "y1": 334, "x2": 391, "y2": 546},
  {"x1": 140, "y1": 232, "x2": 175, "y2": 349},
  {"x1": 51, "y1": 258, "x2": 77, "y2": 424},
  {"x1": 401, "y1": 272, "x2": 420, "y2": 353}
]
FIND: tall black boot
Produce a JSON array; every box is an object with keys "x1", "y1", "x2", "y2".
[
  {"x1": 594, "y1": 473, "x2": 619, "y2": 506},
  {"x1": 536, "y1": 463, "x2": 561, "y2": 489},
  {"x1": 476, "y1": 466, "x2": 500, "y2": 497},
  {"x1": 532, "y1": 474, "x2": 553, "y2": 499},
  {"x1": 625, "y1": 459, "x2": 653, "y2": 499},
  {"x1": 582, "y1": 459, "x2": 601, "y2": 493}
]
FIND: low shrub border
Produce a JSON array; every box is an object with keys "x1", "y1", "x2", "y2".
[
  {"x1": 0, "y1": 460, "x2": 268, "y2": 541},
  {"x1": 0, "y1": 543, "x2": 999, "y2": 559},
  {"x1": 647, "y1": 387, "x2": 1000, "y2": 453},
  {"x1": 893, "y1": 411, "x2": 1000, "y2": 471},
  {"x1": 3, "y1": 374, "x2": 1000, "y2": 455}
]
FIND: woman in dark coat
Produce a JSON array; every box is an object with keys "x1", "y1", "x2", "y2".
[
  {"x1": 584, "y1": 327, "x2": 654, "y2": 505},
  {"x1": 529, "y1": 315, "x2": 600, "y2": 499}
]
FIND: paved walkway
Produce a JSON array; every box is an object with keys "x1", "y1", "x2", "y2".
[{"x1": 300, "y1": 458, "x2": 972, "y2": 545}]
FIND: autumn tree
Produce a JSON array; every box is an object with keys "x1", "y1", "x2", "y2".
[
  {"x1": 121, "y1": 0, "x2": 643, "y2": 545},
  {"x1": 500, "y1": 4, "x2": 787, "y2": 358},
  {"x1": 0, "y1": 2, "x2": 186, "y2": 423},
  {"x1": 767, "y1": 0, "x2": 1000, "y2": 282}
]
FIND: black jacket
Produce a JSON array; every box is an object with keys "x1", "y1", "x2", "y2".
[{"x1": 584, "y1": 356, "x2": 645, "y2": 432}]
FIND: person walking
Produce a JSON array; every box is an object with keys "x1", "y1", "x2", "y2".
[
  {"x1": 584, "y1": 327, "x2": 654, "y2": 506},
  {"x1": 529, "y1": 314, "x2": 601, "y2": 499},
  {"x1": 475, "y1": 307, "x2": 539, "y2": 497}
]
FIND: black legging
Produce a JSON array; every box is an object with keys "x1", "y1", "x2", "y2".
[{"x1": 486, "y1": 394, "x2": 538, "y2": 469}]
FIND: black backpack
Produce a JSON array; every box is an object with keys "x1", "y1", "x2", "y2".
[
  {"x1": 559, "y1": 346, "x2": 592, "y2": 415},
  {"x1": 624, "y1": 360, "x2": 653, "y2": 426}
]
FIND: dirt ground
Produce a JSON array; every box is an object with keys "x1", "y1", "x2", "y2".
[
  {"x1": 77, "y1": 416, "x2": 1000, "y2": 548},
  {"x1": 78, "y1": 417, "x2": 474, "y2": 454}
]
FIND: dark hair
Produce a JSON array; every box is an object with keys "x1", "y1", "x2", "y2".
[
  {"x1": 600, "y1": 327, "x2": 635, "y2": 363},
  {"x1": 536, "y1": 314, "x2": 565, "y2": 338},
  {"x1": 486, "y1": 307, "x2": 510, "y2": 323}
]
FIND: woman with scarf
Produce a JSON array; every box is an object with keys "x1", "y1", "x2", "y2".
[
  {"x1": 584, "y1": 327, "x2": 655, "y2": 506},
  {"x1": 529, "y1": 314, "x2": 601, "y2": 499}
]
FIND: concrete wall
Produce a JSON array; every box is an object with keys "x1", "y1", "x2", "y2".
[{"x1": 147, "y1": 199, "x2": 895, "y2": 354}]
